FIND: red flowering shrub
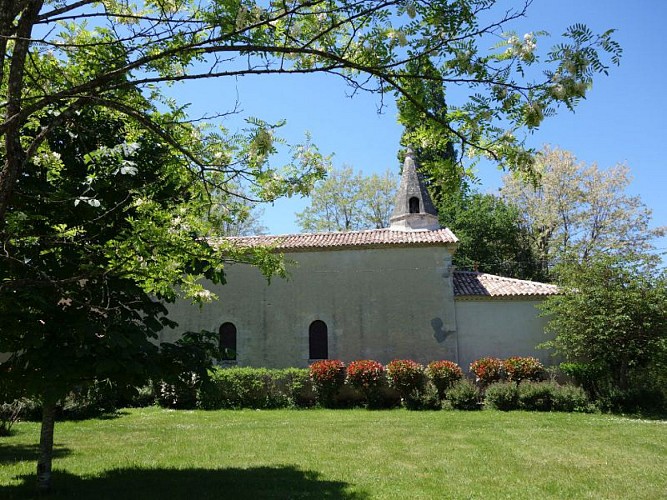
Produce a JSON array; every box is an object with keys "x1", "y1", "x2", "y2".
[
  {"x1": 469, "y1": 357, "x2": 505, "y2": 386},
  {"x1": 504, "y1": 357, "x2": 545, "y2": 383},
  {"x1": 346, "y1": 360, "x2": 386, "y2": 407},
  {"x1": 386, "y1": 360, "x2": 425, "y2": 398},
  {"x1": 426, "y1": 360, "x2": 463, "y2": 399},
  {"x1": 309, "y1": 360, "x2": 346, "y2": 407}
]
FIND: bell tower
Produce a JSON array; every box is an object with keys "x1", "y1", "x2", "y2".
[{"x1": 389, "y1": 148, "x2": 440, "y2": 231}]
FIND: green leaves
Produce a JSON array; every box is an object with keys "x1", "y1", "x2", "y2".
[{"x1": 540, "y1": 252, "x2": 667, "y2": 388}]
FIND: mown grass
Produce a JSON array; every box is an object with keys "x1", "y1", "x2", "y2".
[{"x1": 1, "y1": 408, "x2": 666, "y2": 499}]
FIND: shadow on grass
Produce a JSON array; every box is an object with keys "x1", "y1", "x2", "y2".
[
  {"x1": 0, "y1": 465, "x2": 370, "y2": 499},
  {"x1": 0, "y1": 443, "x2": 71, "y2": 465}
]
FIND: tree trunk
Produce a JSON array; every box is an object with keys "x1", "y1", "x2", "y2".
[
  {"x1": 36, "y1": 400, "x2": 56, "y2": 493},
  {"x1": 0, "y1": 0, "x2": 43, "y2": 226}
]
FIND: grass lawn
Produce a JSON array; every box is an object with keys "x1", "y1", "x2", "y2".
[{"x1": 1, "y1": 408, "x2": 666, "y2": 499}]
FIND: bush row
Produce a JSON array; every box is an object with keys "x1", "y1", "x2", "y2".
[
  {"x1": 0, "y1": 357, "x2": 606, "y2": 426},
  {"x1": 305, "y1": 358, "x2": 589, "y2": 412}
]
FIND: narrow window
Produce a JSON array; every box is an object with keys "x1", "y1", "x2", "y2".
[
  {"x1": 409, "y1": 196, "x2": 420, "y2": 213},
  {"x1": 309, "y1": 320, "x2": 328, "y2": 360},
  {"x1": 219, "y1": 322, "x2": 237, "y2": 361}
]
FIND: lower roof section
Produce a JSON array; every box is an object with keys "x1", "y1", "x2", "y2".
[{"x1": 453, "y1": 271, "x2": 559, "y2": 298}]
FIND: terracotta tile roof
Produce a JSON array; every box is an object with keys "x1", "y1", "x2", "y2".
[
  {"x1": 225, "y1": 228, "x2": 458, "y2": 251},
  {"x1": 453, "y1": 271, "x2": 559, "y2": 298}
]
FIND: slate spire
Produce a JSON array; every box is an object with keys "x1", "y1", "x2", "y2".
[{"x1": 389, "y1": 148, "x2": 441, "y2": 231}]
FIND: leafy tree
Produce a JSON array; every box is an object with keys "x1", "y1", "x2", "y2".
[
  {"x1": 0, "y1": 102, "x2": 290, "y2": 491},
  {"x1": 296, "y1": 166, "x2": 396, "y2": 232},
  {"x1": 397, "y1": 57, "x2": 461, "y2": 197},
  {"x1": 501, "y1": 146, "x2": 665, "y2": 277},
  {"x1": 540, "y1": 253, "x2": 667, "y2": 395},
  {"x1": 439, "y1": 188, "x2": 543, "y2": 280}
]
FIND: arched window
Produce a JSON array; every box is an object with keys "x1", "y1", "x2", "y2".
[
  {"x1": 409, "y1": 196, "x2": 420, "y2": 213},
  {"x1": 219, "y1": 322, "x2": 237, "y2": 361},
  {"x1": 309, "y1": 320, "x2": 328, "y2": 360}
]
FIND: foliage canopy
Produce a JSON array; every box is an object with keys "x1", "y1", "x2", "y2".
[{"x1": 540, "y1": 253, "x2": 667, "y2": 390}]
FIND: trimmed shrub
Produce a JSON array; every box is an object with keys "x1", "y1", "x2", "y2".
[
  {"x1": 405, "y1": 381, "x2": 441, "y2": 411},
  {"x1": 386, "y1": 359, "x2": 426, "y2": 400},
  {"x1": 276, "y1": 368, "x2": 316, "y2": 408},
  {"x1": 445, "y1": 379, "x2": 481, "y2": 411},
  {"x1": 470, "y1": 357, "x2": 505, "y2": 386},
  {"x1": 518, "y1": 381, "x2": 556, "y2": 412},
  {"x1": 199, "y1": 367, "x2": 312, "y2": 409},
  {"x1": 484, "y1": 381, "x2": 520, "y2": 411},
  {"x1": 597, "y1": 386, "x2": 665, "y2": 415},
  {"x1": 425, "y1": 360, "x2": 463, "y2": 399},
  {"x1": 309, "y1": 360, "x2": 346, "y2": 408},
  {"x1": 551, "y1": 384, "x2": 590, "y2": 412},
  {"x1": 346, "y1": 360, "x2": 387, "y2": 408},
  {"x1": 504, "y1": 357, "x2": 545, "y2": 383}
]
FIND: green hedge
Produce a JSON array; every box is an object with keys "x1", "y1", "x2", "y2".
[
  {"x1": 483, "y1": 380, "x2": 590, "y2": 412},
  {"x1": 198, "y1": 367, "x2": 315, "y2": 409}
]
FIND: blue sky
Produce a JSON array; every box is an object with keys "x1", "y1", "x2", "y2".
[{"x1": 179, "y1": 1, "x2": 666, "y2": 254}]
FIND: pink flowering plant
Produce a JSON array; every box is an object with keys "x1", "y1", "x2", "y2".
[
  {"x1": 504, "y1": 356, "x2": 545, "y2": 383},
  {"x1": 426, "y1": 360, "x2": 463, "y2": 399},
  {"x1": 470, "y1": 357, "x2": 505, "y2": 386},
  {"x1": 386, "y1": 359, "x2": 426, "y2": 399},
  {"x1": 346, "y1": 360, "x2": 386, "y2": 407},
  {"x1": 309, "y1": 360, "x2": 346, "y2": 407}
]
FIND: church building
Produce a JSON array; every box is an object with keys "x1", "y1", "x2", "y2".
[{"x1": 163, "y1": 151, "x2": 558, "y2": 370}]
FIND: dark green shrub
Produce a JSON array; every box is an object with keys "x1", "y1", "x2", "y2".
[
  {"x1": 551, "y1": 384, "x2": 589, "y2": 412},
  {"x1": 309, "y1": 360, "x2": 346, "y2": 408},
  {"x1": 275, "y1": 368, "x2": 315, "y2": 408},
  {"x1": 484, "y1": 381, "x2": 520, "y2": 411},
  {"x1": 504, "y1": 357, "x2": 545, "y2": 383},
  {"x1": 405, "y1": 381, "x2": 441, "y2": 411},
  {"x1": 446, "y1": 380, "x2": 481, "y2": 410},
  {"x1": 518, "y1": 381, "x2": 556, "y2": 411},
  {"x1": 425, "y1": 360, "x2": 463, "y2": 399},
  {"x1": 596, "y1": 386, "x2": 665, "y2": 415},
  {"x1": 560, "y1": 361, "x2": 666, "y2": 415},
  {"x1": 386, "y1": 359, "x2": 426, "y2": 400}
]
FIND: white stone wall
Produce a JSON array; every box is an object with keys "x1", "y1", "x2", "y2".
[
  {"x1": 163, "y1": 245, "x2": 458, "y2": 367},
  {"x1": 454, "y1": 299, "x2": 553, "y2": 372}
]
